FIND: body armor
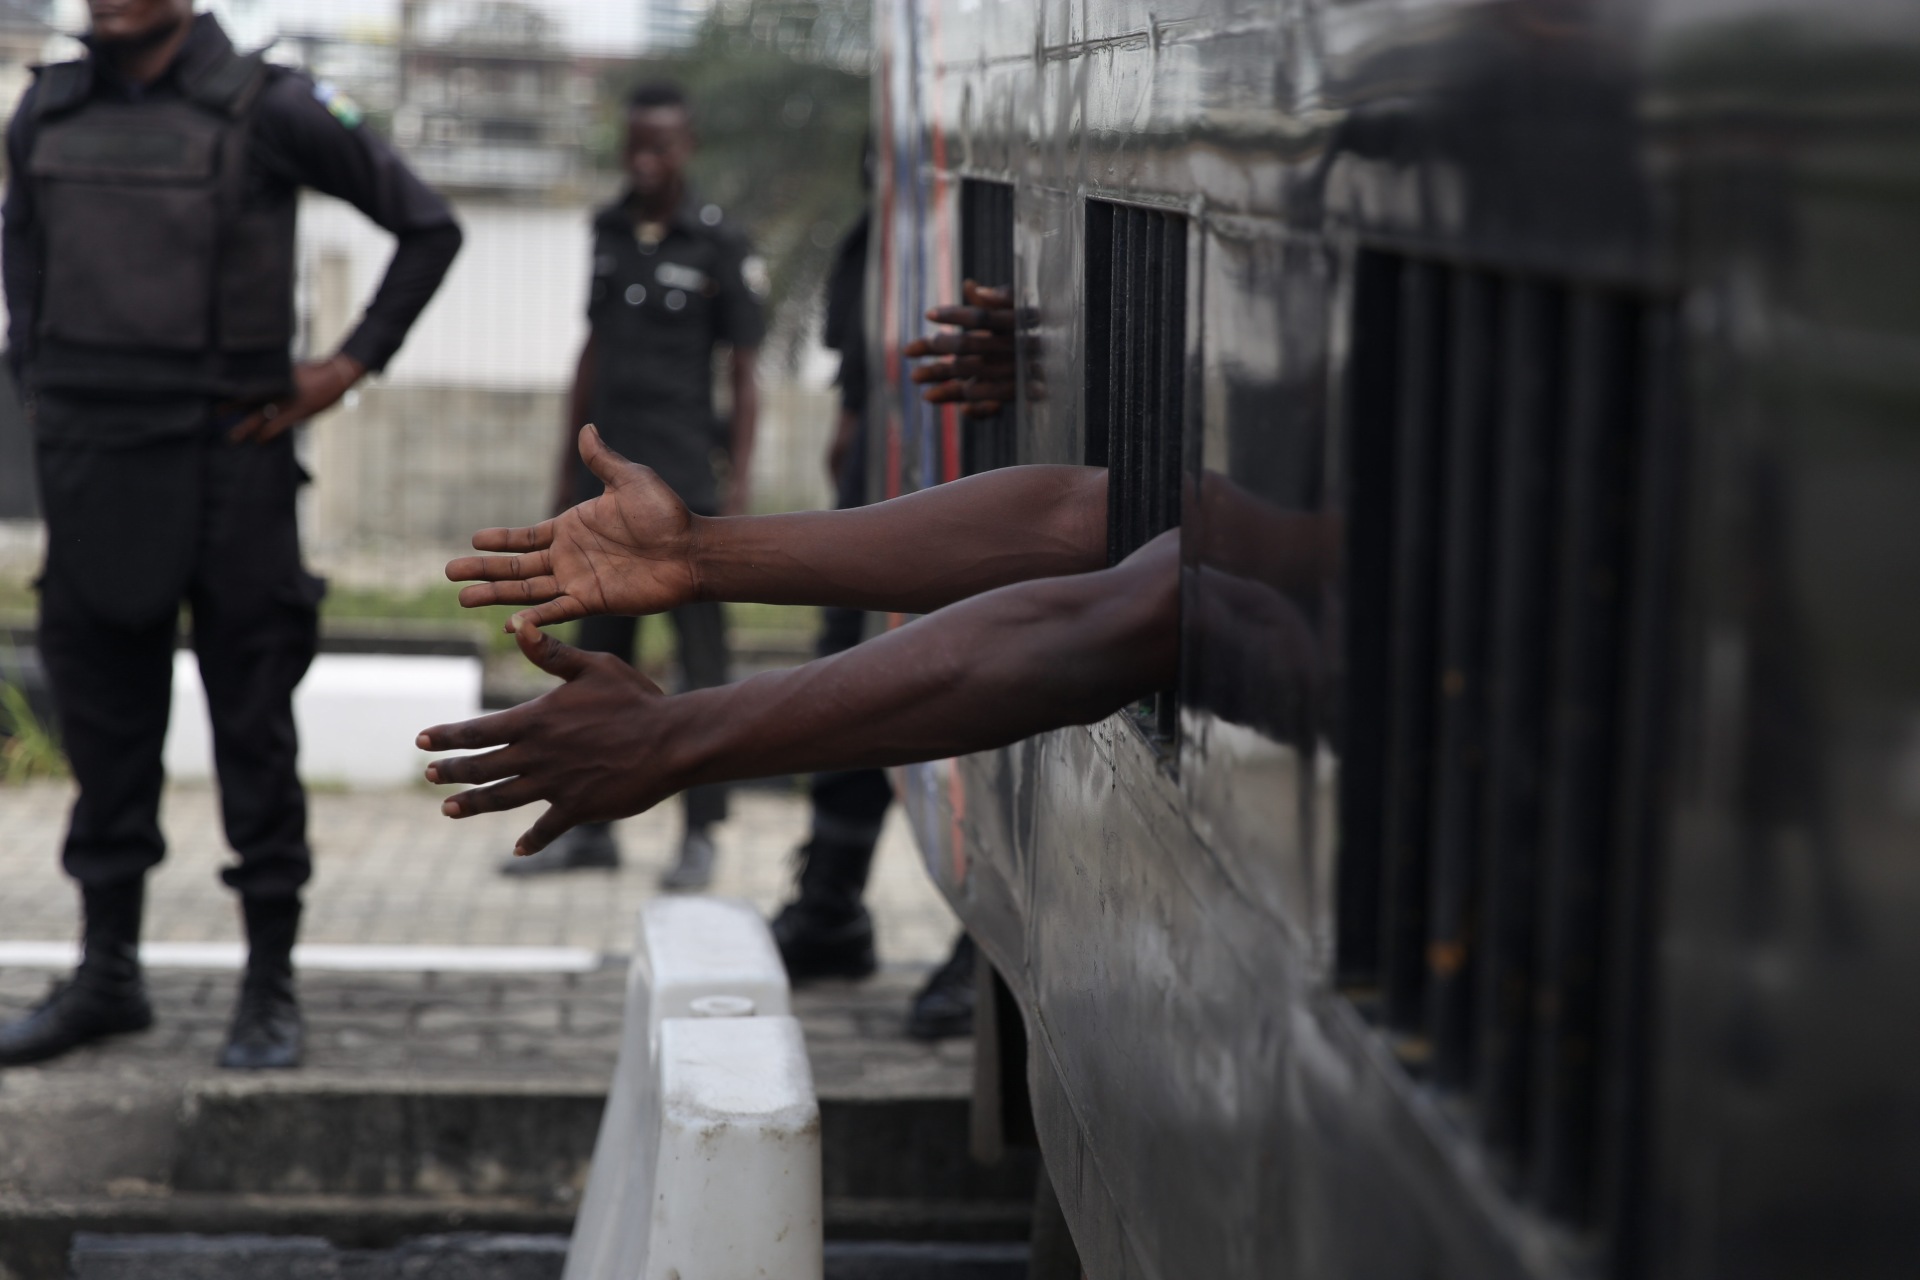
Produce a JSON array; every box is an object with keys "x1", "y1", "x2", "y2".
[{"x1": 25, "y1": 45, "x2": 296, "y2": 399}]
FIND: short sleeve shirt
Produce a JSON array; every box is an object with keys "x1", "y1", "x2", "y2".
[{"x1": 583, "y1": 192, "x2": 766, "y2": 513}]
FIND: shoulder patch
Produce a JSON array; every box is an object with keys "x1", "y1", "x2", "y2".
[{"x1": 312, "y1": 80, "x2": 363, "y2": 129}]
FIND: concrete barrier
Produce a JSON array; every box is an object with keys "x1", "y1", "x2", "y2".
[
  {"x1": 565, "y1": 898, "x2": 802, "y2": 1280},
  {"x1": 645, "y1": 1013, "x2": 821, "y2": 1280},
  {"x1": 161, "y1": 650, "x2": 482, "y2": 788}
]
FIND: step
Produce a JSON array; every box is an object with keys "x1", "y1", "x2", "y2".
[{"x1": 65, "y1": 1232, "x2": 1031, "y2": 1280}]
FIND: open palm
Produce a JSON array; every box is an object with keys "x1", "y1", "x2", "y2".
[{"x1": 447, "y1": 425, "x2": 701, "y2": 628}]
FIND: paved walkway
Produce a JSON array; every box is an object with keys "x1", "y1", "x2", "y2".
[
  {"x1": 0, "y1": 781, "x2": 958, "y2": 965},
  {"x1": 0, "y1": 782, "x2": 975, "y2": 1204}
]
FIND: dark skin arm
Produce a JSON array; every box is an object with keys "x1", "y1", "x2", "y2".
[
  {"x1": 448, "y1": 424, "x2": 1108, "y2": 628},
  {"x1": 228, "y1": 352, "x2": 367, "y2": 443},
  {"x1": 419, "y1": 532, "x2": 1178, "y2": 855}
]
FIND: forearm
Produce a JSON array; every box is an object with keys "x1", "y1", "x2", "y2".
[
  {"x1": 689, "y1": 464, "x2": 1108, "y2": 613},
  {"x1": 338, "y1": 223, "x2": 462, "y2": 373},
  {"x1": 669, "y1": 532, "x2": 1177, "y2": 788}
]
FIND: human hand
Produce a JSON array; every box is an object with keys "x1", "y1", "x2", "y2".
[
  {"x1": 419, "y1": 619, "x2": 687, "y2": 855},
  {"x1": 229, "y1": 353, "x2": 365, "y2": 443},
  {"x1": 903, "y1": 281, "x2": 1033, "y2": 418},
  {"x1": 447, "y1": 424, "x2": 702, "y2": 630}
]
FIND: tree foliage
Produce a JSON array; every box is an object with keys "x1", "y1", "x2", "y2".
[{"x1": 592, "y1": 2, "x2": 872, "y2": 369}]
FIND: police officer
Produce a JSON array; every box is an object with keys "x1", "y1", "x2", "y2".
[
  {"x1": 0, "y1": 0, "x2": 460, "y2": 1069},
  {"x1": 506, "y1": 81, "x2": 762, "y2": 888}
]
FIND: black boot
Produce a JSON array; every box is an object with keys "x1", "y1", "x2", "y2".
[
  {"x1": 499, "y1": 821, "x2": 621, "y2": 876},
  {"x1": 0, "y1": 881, "x2": 153, "y2": 1066},
  {"x1": 220, "y1": 896, "x2": 304, "y2": 1071},
  {"x1": 908, "y1": 934, "x2": 977, "y2": 1041},
  {"x1": 770, "y1": 837, "x2": 878, "y2": 982}
]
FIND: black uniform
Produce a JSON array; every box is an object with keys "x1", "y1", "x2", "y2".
[
  {"x1": 574, "y1": 191, "x2": 765, "y2": 832},
  {"x1": 2, "y1": 14, "x2": 460, "y2": 899}
]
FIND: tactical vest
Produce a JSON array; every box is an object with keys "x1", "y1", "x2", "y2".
[{"x1": 25, "y1": 47, "x2": 296, "y2": 399}]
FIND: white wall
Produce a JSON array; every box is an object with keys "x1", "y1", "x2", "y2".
[{"x1": 302, "y1": 194, "x2": 592, "y2": 391}]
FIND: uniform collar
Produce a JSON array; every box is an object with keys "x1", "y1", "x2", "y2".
[
  {"x1": 598, "y1": 189, "x2": 715, "y2": 237},
  {"x1": 81, "y1": 12, "x2": 234, "y2": 99}
]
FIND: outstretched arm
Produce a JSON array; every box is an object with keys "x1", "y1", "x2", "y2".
[
  {"x1": 419, "y1": 532, "x2": 1178, "y2": 855},
  {"x1": 448, "y1": 424, "x2": 1108, "y2": 627}
]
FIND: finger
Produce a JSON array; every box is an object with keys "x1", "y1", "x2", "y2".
[
  {"x1": 963, "y1": 401, "x2": 1004, "y2": 418},
  {"x1": 228, "y1": 412, "x2": 266, "y2": 443},
  {"x1": 513, "y1": 615, "x2": 592, "y2": 680},
  {"x1": 579, "y1": 423, "x2": 637, "y2": 489},
  {"x1": 426, "y1": 744, "x2": 524, "y2": 787},
  {"x1": 440, "y1": 774, "x2": 548, "y2": 820},
  {"x1": 908, "y1": 360, "x2": 962, "y2": 384},
  {"x1": 965, "y1": 379, "x2": 1018, "y2": 402},
  {"x1": 417, "y1": 706, "x2": 522, "y2": 753},
  {"x1": 921, "y1": 381, "x2": 968, "y2": 404},
  {"x1": 470, "y1": 520, "x2": 556, "y2": 554},
  {"x1": 914, "y1": 331, "x2": 1014, "y2": 356},
  {"x1": 447, "y1": 550, "x2": 555, "y2": 583},
  {"x1": 962, "y1": 281, "x2": 1014, "y2": 308},
  {"x1": 506, "y1": 597, "x2": 587, "y2": 632},
  {"x1": 924, "y1": 305, "x2": 1015, "y2": 334},
  {"x1": 514, "y1": 805, "x2": 576, "y2": 857},
  {"x1": 455, "y1": 577, "x2": 561, "y2": 609}
]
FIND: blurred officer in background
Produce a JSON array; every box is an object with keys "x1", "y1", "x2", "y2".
[
  {"x1": 510, "y1": 80, "x2": 763, "y2": 889},
  {"x1": 763, "y1": 148, "x2": 997, "y2": 1038},
  {"x1": 0, "y1": 0, "x2": 460, "y2": 1070}
]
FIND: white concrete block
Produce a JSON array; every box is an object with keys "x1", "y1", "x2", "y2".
[
  {"x1": 645, "y1": 1014, "x2": 822, "y2": 1280},
  {"x1": 161, "y1": 651, "x2": 482, "y2": 789},
  {"x1": 566, "y1": 898, "x2": 794, "y2": 1280}
]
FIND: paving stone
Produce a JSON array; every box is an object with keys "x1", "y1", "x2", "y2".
[{"x1": 0, "y1": 781, "x2": 955, "y2": 964}]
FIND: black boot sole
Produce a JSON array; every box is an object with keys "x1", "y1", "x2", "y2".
[
  {"x1": 782, "y1": 949, "x2": 880, "y2": 983},
  {"x1": 0, "y1": 1004, "x2": 155, "y2": 1067}
]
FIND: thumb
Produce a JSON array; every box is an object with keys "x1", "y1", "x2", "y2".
[
  {"x1": 579, "y1": 423, "x2": 638, "y2": 490},
  {"x1": 513, "y1": 616, "x2": 589, "y2": 680}
]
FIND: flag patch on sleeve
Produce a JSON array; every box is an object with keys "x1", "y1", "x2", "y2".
[{"x1": 313, "y1": 81, "x2": 363, "y2": 129}]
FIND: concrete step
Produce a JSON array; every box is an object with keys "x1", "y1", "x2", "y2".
[
  {"x1": 0, "y1": 1089, "x2": 1033, "y2": 1278},
  {"x1": 65, "y1": 1233, "x2": 1030, "y2": 1280}
]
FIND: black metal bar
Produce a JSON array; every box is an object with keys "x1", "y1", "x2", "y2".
[
  {"x1": 1595, "y1": 302, "x2": 1682, "y2": 1276},
  {"x1": 1107, "y1": 206, "x2": 1137, "y2": 564},
  {"x1": 1379, "y1": 259, "x2": 1450, "y2": 1038},
  {"x1": 1529, "y1": 290, "x2": 1641, "y2": 1222},
  {"x1": 1155, "y1": 214, "x2": 1188, "y2": 741},
  {"x1": 1082, "y1": 201, "x2": 1113, "y2": 469},
  {"x1": 1125, "y1": 207, "x2": 1151, "y2": 558},
  {"x1": 1335, "y1": 250, "x2": 1403, "y2": 989},
  {"x1": 1425, "y1": 267, "x2": 1499, "y2": 1090},
  {"x1": 1474, "y1": 278, "x2": 1566, "y2": 1173},
  {"x1": 1137, "y1": 211, "x2": 1163, "y2": 560},
  {"x1": 959, "y1": 179, "x2": 1016, "y2": 476}
]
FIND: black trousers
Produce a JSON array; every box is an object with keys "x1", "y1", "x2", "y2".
[
  {"x1": 35, "y1": 426, "x2": 320, "y2": 899},
  {"x1": 577, "y1": 605, "x2": 731, "y2": 829},
  {"x1": 808, "y1": 421, "x2": 893, "y2": 848}
]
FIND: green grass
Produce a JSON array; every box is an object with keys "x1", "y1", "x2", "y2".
[
  {"x1": 1, "y1": 568, "x2": 819, "y2": 672},
  {"x1": 0, "y1": 668, "x2": 68, "y2": 783}
]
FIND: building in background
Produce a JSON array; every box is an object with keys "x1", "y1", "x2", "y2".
[
  {"x1": 393, "y1": 0, "x2": 592, "y2": 196},
  {"x1": 638, "y1": 0, "x2": 717, "y2": 52},
  {"x1": 0, "y1": 0, "x2": 844, "y2": 570}
]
